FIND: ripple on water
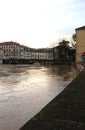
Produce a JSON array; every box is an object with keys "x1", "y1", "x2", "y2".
[{"x1": 0, "y1": 65, "x2": 78, "y2": 130}]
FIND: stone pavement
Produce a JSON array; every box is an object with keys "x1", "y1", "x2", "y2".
[{"x1": 20, "y1": 71, "x2": 85, "y2": 130}]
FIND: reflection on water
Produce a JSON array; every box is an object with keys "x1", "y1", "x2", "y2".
[{"x1": 0, "y1": 64, "x2": 77, "y2": 130}]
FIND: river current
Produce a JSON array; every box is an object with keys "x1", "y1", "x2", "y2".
[{"x1": 0, "y1": 64, "x2": 77, "y2": 130}]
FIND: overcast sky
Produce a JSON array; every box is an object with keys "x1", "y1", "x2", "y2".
[{"x1": 0, "y1": 0, "x2": 85, "y2": 48}]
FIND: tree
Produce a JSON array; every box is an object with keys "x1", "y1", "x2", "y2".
[
  {"x1": 57, "y1": 40, "x2": 70, "y2": 64},
  {"x1": 67, "y1": 47, "x2": 76, "y2": 62}
]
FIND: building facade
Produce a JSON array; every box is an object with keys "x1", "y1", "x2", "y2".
[
  {"x1": 0, "y1": 41, "x2": 58, "y2": 64},
  {"x1": 29, "y1": 48, "x2": 54, "y2": 61},
  {"x1": 20, "y1": 45, "x2": 31, "y2": 60},
  {"x1": 0, "y1": 41, "x2": 21, "y2": 60},
  {"x1": 0, "y1": 47, "x2": 3, "y2": 63},
  {"x1": 75, "y1": 26, "x2": 85, "y2": 62},
  {"x1": 53, "y1": 46, "x2": 59, "y2": 61}
]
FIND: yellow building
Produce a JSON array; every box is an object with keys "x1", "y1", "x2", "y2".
[{"x1": 75, "y1": 26, "x2": 85, "y2": 62}]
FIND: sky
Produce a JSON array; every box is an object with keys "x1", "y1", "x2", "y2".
[{"x1": 0, "y1": 0, "x2": 85, "y2": 48}]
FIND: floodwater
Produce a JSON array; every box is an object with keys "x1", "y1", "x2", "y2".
[{"x1": 0, "y1": 64, "x2": 77, "y2": 130}]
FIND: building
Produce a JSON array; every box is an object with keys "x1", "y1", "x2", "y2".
[
  {"x1": 29, "y1": 48, "x2": 53, "y2": 61},
  {"x1": 0, "y1": 47, "x2": 3, "y2": 63},
  {"x1": 0, "y1": 41, "x2": 21, "y2": 61},
  {"x1": 0, "y1": 41, "x2": 59, "y2": 64},
  {"x1": 20, "y1": 45, "x2": 31, "y2": 60},
  {"x1": 0, "y1": 41, "x2": 55, "y2": 64},
  {"x1": 75, "y1": 26, "x2": 85, "y2": 62},
  {"x1": 53, "y1": 46, "x2": 59, "y2": 61},
  {"x1": 47, "y1": 48, "x2": 54, "y2": 61}
]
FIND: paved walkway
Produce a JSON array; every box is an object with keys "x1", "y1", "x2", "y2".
[{"x1": 20, "y1": 71, "x2": 85, "y2": 130}]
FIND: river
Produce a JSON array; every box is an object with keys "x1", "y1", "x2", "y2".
[{"x1": 0, "y1": 64, "x2": 77, "y2": 130}]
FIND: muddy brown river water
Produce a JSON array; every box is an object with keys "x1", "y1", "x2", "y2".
[{"x1": 0, "y1": 64, "x2": 77, "y2": 130}]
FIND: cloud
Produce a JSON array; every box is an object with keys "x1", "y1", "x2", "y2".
[{"x1": 0, "y1": 0, "x2": 85, "y2": 47}]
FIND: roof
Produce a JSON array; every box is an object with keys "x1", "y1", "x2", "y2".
[
  {"x1": 75, "y1": 26, "x2": 85, "y2": 30},
  {"x1": 0, "y1": 41, "x2": 21, "y2": 46}
]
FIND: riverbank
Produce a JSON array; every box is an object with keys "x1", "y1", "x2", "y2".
[{"x1": 20, "y1": 70, "x2": 85, "y2": 130}]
